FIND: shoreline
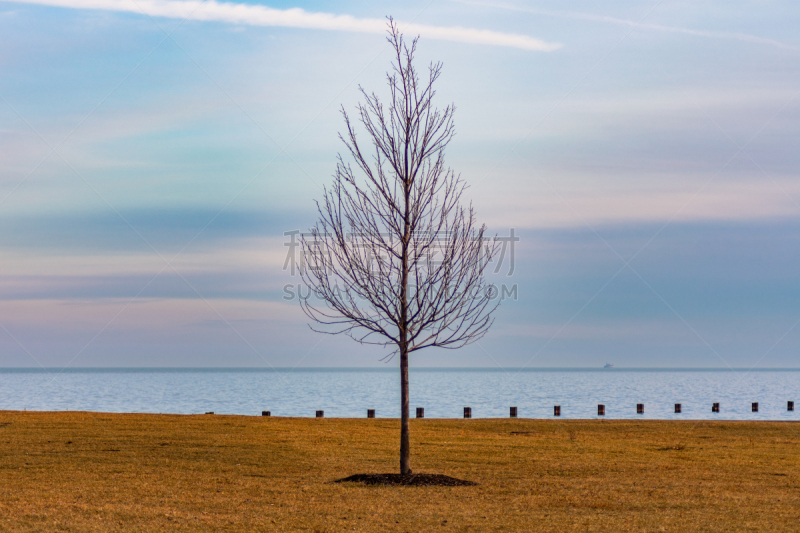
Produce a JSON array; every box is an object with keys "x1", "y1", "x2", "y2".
[{"x1": 3, "y1": 409, "x2": 800, "y2": 422}]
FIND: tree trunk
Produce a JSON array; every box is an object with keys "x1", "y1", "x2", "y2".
[
  {"x1": 399, "y1": 99, "x2": 412, "y2": 475},
  {"x1": 399, "y1": 341, "x2": 411, "y2": 474}
]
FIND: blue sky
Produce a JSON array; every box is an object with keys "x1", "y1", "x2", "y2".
[{"x1": 0, "y1": 0, "x2": 798, "y2": 368}]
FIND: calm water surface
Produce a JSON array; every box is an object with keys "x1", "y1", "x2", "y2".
[{"x1": 1, "y1": 368, "x2": 798, "y2": 420}]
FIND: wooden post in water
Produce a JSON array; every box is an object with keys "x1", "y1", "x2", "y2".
[
  {"x1": 789, "y1": 401, "x2": 795, "y2": 412},
  {"x1": 509, "y1": 406, "x2": 517, "y2": 418},
  {"x1": 637, "y1": 403, "x2": 644, "y2": 414},
  {"x1": 554, "y1": 405, "x2": 561, "y2": 417},
  {"x1": 752, "y1": 402, "x2": 759, "y2": 412},
  {"x1": 597, "y1": 404, "x2": 605, "y2": 416},
  {"x1": 261, "y1": 411, "x2": 270, "y2": 417},
  {"x1": 416, "y1": 407, "x2": 424, "y2": 419},
  {"x1": 367, "y1": 409, "x2": 375, "y2": 418},
  {"x1": 675, "y1": 403, "x2": 682, "y2": 413},
  {"x1": 712, "y1": 403, "x2": 720, "y2": 413},
  {"x1": 464, "y1": 407, "x2": 472, "y2": 419},
  {"x1": 316, "y1": 410, "x2": 324, "y2": 418}
]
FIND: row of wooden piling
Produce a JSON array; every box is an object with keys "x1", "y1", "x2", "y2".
[{"x1": 258, "y1": 401, "x2": 795, "y2": 418}]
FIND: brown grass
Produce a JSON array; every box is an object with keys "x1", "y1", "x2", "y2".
[{"x1": 1, "y1": 411, "x2": 799, "y2": 531}]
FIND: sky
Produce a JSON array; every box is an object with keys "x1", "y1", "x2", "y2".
[{"x1": 0, "y1": 0, "x2": 798, "y2": 368}]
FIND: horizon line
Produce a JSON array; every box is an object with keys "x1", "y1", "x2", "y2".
[{"x1": 2, "y1": 366, "x2": 799, "y2": 371}]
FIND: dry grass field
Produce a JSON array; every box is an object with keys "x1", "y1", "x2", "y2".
[{"x1": 1, "y1": 411, "x2": 799, "y2": 532}]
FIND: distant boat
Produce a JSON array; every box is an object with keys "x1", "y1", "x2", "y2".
[{"x1": 603, "y1": 363, "x2": 615, "y2": 368}]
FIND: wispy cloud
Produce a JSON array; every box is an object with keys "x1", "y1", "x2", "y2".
[
  {"x1": 455, "y1": 0, "x2": 797, "y2": 52},
  {"x1": 478, "y1": 177, "x2": 800, "y2": 229},
  {"x1": 6, "y1": 0, "x2": 562, "y2": 51}
]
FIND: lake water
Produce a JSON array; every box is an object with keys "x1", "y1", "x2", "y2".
[{"x1": 1, "y1": 368, "x2": 799, "y2": 420}]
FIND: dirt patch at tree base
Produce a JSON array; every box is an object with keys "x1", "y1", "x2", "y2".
[{"x1": 334, "y1": 474, "x2": 476, "y2": 487}]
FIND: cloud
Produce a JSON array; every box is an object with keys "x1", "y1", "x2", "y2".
[
  {"x1": 6, "y1": 0, "x2": 561, "y2": 51},
  {"x1": 455, "y1": 0, "x2": 798, "y2": 52},
  {"x1": 477, "y1": 177, "x2": 800, "y2": 230},
  {"x1": 494, "y1": 320, "x2": 695, "y2": 342}
]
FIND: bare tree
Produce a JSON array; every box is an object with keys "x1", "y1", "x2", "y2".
[{"x1": 300, "y1": 21, "x2": 499, "y2": 475}]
